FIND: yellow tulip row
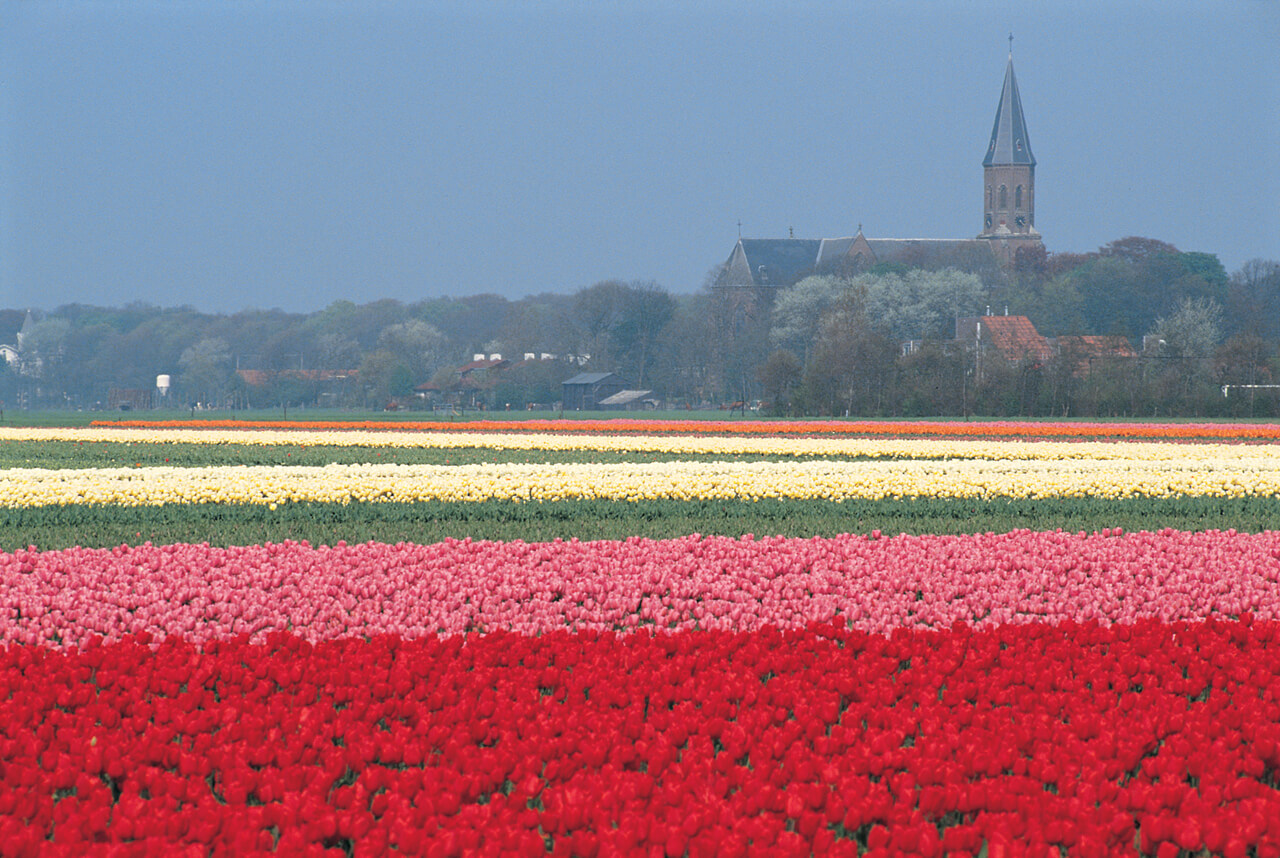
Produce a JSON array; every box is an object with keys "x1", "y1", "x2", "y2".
[
  {"x1": 2, "y1": 458, "x2": 1278, "y2": 508},
  {"x1": 2, "y1": 426, "x2": 1279, "y2": 462}
]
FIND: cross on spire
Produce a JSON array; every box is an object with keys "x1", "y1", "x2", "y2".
[{"x1": 1008, "y1": 32, "x2": 1013, "y2": 55}]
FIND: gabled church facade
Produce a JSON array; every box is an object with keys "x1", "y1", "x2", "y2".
[{"x1": 716, "y1": 52, "x2": 1043, "y2": 290}]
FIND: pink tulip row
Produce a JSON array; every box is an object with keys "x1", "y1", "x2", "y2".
[{"x1": 5, "y1": 528, "x2": 1279, "y2": 649}]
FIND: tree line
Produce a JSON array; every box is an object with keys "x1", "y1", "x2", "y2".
[{"x1": 2, "y1": 238, "x2": 1278, "y2": 418}]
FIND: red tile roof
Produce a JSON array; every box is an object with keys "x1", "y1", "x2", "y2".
[
  {"x1": 974, "y1": 316, "x2": 1053, "y2": 363},
  {"x1": 1055, "y1": 335, "x2": 1137, "y2": 375},
  {"x1": 457, "y1": 358, "x2": 510, "y2": 374},
  {"x1": 1055, "y1": 335, "x2": 1137, "y2": 358},
  {"x1": 235, "y1": 369, "x2": 357, "y2": 386}
]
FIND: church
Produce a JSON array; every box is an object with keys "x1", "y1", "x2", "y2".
[{"x1": 716, "y1": 51, "x2": 1043, "y2": 290}]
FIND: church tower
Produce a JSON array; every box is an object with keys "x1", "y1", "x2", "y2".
[{"x1": 979, "y1": 44, "x2": 1042, "y2": 259}]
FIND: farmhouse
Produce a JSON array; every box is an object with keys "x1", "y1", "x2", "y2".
[{"x1": 561, "y1": 373, "x2": 629, "y2": 411}]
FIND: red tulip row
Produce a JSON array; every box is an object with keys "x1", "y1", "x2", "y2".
[
  {"x1": 4, "y1": 529, "x2": 1279, "y2": 648},
  {"x1": 4, "y1": 619, "x2": 1280, "y2": 857}
]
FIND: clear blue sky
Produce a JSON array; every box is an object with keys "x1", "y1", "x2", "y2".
[{"x1": 2, "y1": 0, "x2": 1277, "y2": 313}]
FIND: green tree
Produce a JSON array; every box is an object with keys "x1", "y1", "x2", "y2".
[
  {"x1": 770, "y1": 275, "x2": 847, "y2": 362},
  {"x1": 647, "y1": 293, "x2": 715, "y2": 408},
  {"x1": 416, "y1": 294, "x2": 509, "y2": 357},
  {"x1": 757, "y1": 350, "x2": 802, "y2": 416},
  {"x1": 313, "y1": 332, "x2": 362, "y2": 370},
  {"x1": 388, "y1": 364, "x2": 416, "y2": 398},
  {"x1": 1215, "y1": 334, "x2": 1275, "y2": 417},
  {"x1": 571, "y1": 280, "x2": 630, "y2": 369},
  {"x1": 1149, "y1": 297, "x2": 1224, "y2": 360},
  {"x1": 1148, "y1": 297, "x2": 1225, "y2": 407},
  {"x1": 613, "y1": 282, "x2": 675, "y2": 388},
  {"x1": 178, "y1": 338, "x2": 234, "y2": 407},
  {"x1": 896, "y1": 343, "x2": 964, "y2": 417},
  {"x1": 1225, "y1": 259, "x2": 1280, "y2": 338},
  {"x1": 488, "y1": 293, "x2": 576, "y2": 361},
  {"x1": 377, "y1": 319, "x2": 447, "y2": 381},
  {"x1": 1065, "y1": 239, "x2": 1228, "y2": 340},
  {"x1": 357, "y1": 350, "x2": 399, "y2": 409},
  {"x1": 861, "y1": 268, "x2": 986, "y2": 342},
  {"x1": 800, "y1": 288, "x2": 898, "y2": 416}
]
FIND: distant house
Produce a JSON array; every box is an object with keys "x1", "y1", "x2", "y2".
[
  {"x1": 415, "y1": 354, "x2": 510, "y2": 408},
  {"x1": 416, "y1": 353, "x2": 586, "y2": 410},
  {"x1": 0, "y1": 310, "x2": 38, "y2": 375},
  {"x1": 956, "y1": 315, "x2": 1054, "y2": 364},
  {"x1": 457, "y1": 355, "x2": 511, "y2": 376},
  {"x1": 235, "y1": 369, "x2": 358, "y2": 407},
  {"x1": 561, "y1": 372, "x2": 629, "y2": 411},
  {"x1": 954, "y1": 316, "x2": 1140, "y2": 384}
]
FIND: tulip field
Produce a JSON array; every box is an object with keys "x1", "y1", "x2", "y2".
[{"x1": 4, "y1": 419, "x2": 1280, "y2": 856}]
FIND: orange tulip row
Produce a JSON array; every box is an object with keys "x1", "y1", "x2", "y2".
[{"x1": 90, "y1": 417, "x2": 1280, "y2": 441}]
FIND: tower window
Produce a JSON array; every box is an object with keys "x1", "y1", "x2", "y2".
[
  {"x1": 987, "y1": 186, "x2": 993, "y2": 208},
  {"x1": 1015, "y1": 185, "x2": 1022, "y2": 209},
  {"x1": 999, "y1": 185, "x2": 1007, "y2": 209}
]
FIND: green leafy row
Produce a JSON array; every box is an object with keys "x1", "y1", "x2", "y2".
[
  {"x1": 5, "y1": 496, "x2": 1278, "y2": 552},
  {"x1": 0, "y1": 440, "x2": 893, "y2": 470}
]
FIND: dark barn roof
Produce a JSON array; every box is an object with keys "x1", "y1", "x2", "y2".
[{"x1": 562, "y1": 372, "x2": 625, "y2": 386}]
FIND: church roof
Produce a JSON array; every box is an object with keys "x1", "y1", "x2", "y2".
[
  {"x1": 864, "y1": 239, "x2": 1001, "y2": 275},
  {"x1": 737, "y1": 239, "x2": 822, "y2": 285},
  {"x1": 0, "y1": 309, "x2": 24, "y2": 344},
  {"x1": 814, "y1": 237, "x2": 1005, "y2": 284},
  {"x1": 724, "y1": 235, "x2": 1010, "y2": 288},
  {"x1": 983, "y1": 55, "x2": 1035, "y2": 167},
  {"x1": 815, "y1": 237, "x2": 856, "y2": 268}
]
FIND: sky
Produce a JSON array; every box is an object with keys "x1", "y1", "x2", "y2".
[{"x1": 2, "y1": 0, "x2": 1277, "y2": 314}]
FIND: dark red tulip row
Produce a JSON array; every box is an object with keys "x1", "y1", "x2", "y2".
[{"x1": 5, "y1": 619, "x2": 1280, "y2": 857}]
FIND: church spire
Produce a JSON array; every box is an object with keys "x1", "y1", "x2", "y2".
[
  {"x1": 983, "y1": 52, "x2": 1035, "y2": 167},
  {"x1": 980, "y1": 45, "x2": 1040, "y2": 245}
]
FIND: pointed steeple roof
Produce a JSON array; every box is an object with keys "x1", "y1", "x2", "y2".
[{"x1": 983, "y1": 54, "x2": 1035, "y2": 167}]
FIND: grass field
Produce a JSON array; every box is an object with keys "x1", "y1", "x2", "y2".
[{"x1": 4, "y1": 496, "x2": 1276, "y2": 553}]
